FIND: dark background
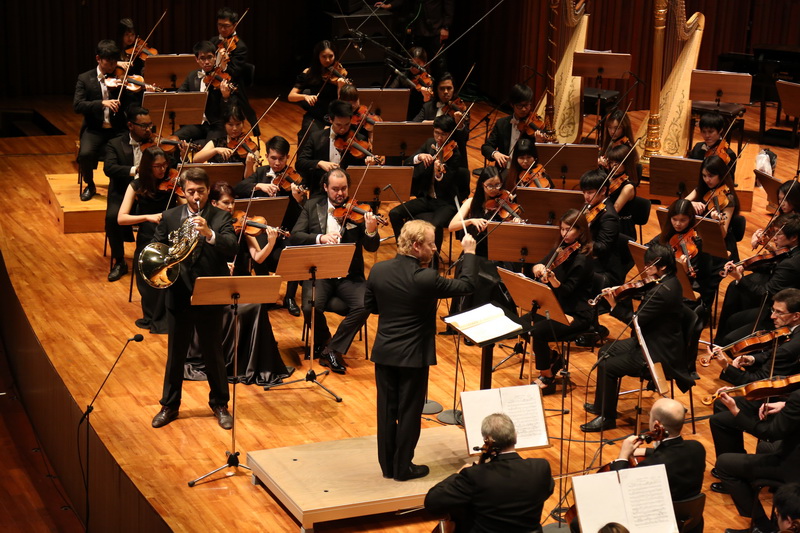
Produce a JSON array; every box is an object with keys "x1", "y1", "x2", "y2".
[{"x1": 3, "y1": 0, "x2": 799, "y2": 109}]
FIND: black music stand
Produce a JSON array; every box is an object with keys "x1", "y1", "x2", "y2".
[
  {"x1": 535, "y1": 144, "x2": 600, "y2": 189},
  {"x1": 573, "y1": 51, "x2": 632, "y2": 143},
  {"x1": 485, "y1": 222, "x2": 560, "y2": 266},
  {"x1": 754, "y1": 169, "x2": 782, "y2": 210},
  {"x1": 648, "y1": 155, "x2": 702, "y2": 199},
  {"x1": 372, "y1": 122, "x2": 431, "y2": 160},
  {"x1": 181, "y1": 162, "x2": 245, "y2": 187},
  {"x1": 689, "y1": 69, "x2": 752, "y2": 153},
  {"x1": 142, "y1": 92, "x2": 207, "y2": 135},
  {"x1": 233, "y1": 197, "x2": 290, "y2": 227},
  {"x1": 142, "y1": 54, "x2": 198, "y2": 90},
  {"x1": 346, "y1": 166, "x2": 415, "y2": 203},
  {"x1": 266, "y1": 244, "x2": 356, "y2": 401},
  {"x1": 514, "y1": 188, "x2": 586, "y2": 226},
  {"x1": 628, "y1": 240, "x2": 697, "y2": 301},
  {"x1": 357, "y1": 88, "x2": 411, "y2": 121},
  {"x1": 187, "y1": 274, "x2": 283, "y2": 487}
]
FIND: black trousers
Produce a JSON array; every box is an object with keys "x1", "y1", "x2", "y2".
[
  {"x1": 389, "y1": 196, "x2": 457, "y2": 252},
  {"x1": 530, "y1": 315, "x2": 590, "y2": 372},
  {"x1": 133, "y1": 225, "x2": 167, "y2": 334},
  {"x1": 717, "y1": 451, "x2": 786, "y2": 525},
  {"x1": 709, "y1": 397, "x2": 764, "y2": 458},
  {"x1": 302, "y1": 278, "x2": 368, "y2": 355},
  {"x1": 174, "y1": 122, "x2": 225, "y2": 144},
  {"x1": 78, "y1": 127, "x2": 117, "y2": 186},
  {"x1": 593, "y1": 337, "x2": 647, "y2": 418},
  {"x1": 160, "y1": 303, "x2": 229, "y2": 409},
  {"x1": 374, "y1": 363, "x2": 429, "y2": 479},
  {"x1": 105, "y1": 191, "x2": 134, "y2": 262}
]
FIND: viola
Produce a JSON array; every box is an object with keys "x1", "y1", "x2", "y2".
[
  {"x1": 484, "y1": 191, "x2": 524, "y2": 221},
  {"x1": 588, "y1": 274, "x2": 663, "y2": 306},
  {"x1": 334, "y1": 131, "x2": 385, "y2": 165},
  {"x1": 105, "y1": 73, "x2": 164, "y2": 93},
  {"x1": 271, "y1": 166, "x2": 309, "y2": 197},
  {"x1": 706, "y1": 138, "x2": 731, "y2": 165},
  {"x1": 158, "y1": 169, "x2": 185, "y2": 198},
  {"x1": 126, "y1": 41, "x2": 158, "y2": 62},
  {"x1": 702, "y1": 372, "x2": 800, "y2": 406},
  {"x1": 669, "y1": 229, "x2": 699, "y2": 277},
  {"x1": 700, "y1": 327, "x2": 793, "y2": 366},
  {"x1": 331, "y1": 200, "x2": 388, "y2": 226},
  {"x1": 231, "y1": 210, "x2": 290, "y2": 238},
  {"x1": 702, "y1": 185, "x2": 731, "y2": 219},
  {"x1": 140, "y1": 136, "x2": 202, "y2": 155}
]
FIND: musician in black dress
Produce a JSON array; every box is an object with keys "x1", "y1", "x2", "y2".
[
  {"x1": 602, "y1": 144, "x2": 639, "y2": 239},
  {"x1": 192, "y1": 105, "x2": 259, "y2": 179}
]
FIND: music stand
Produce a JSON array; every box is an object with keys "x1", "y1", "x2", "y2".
[
  {"x1": 233, "y1": 197, "x2": 290, "y2": 227},
  {"x1": 573, "y1": 51, "x2": 632, "y2": 143},
  {"x1": 754, "y1": 169, "x2": 782, "y2": 209},
  {"x1": 535, "y1": 144, "x2": 600, "y2": 189},
  {"x1": 498, "y1": 268, "x2": 569, "y2": 324},
  {"x1": 142, "y1": 54, "x2": 198, "y2": 90},
  {"x1": 514, "y1": 188, "x2": 586, "y2": 225},
  {"x1": 631, "y1": 315, "x2": 670, "y2": 433},
  {"x1": 694, "y1": 218, "x2": 728, "y2": 259},
  {"x1": 648, "y1": 155, "x2": 702, "y2": 199},
  {"x1": 690, "y1": 69, "x2": 753, "y2": 107},
  {"x1": 372, "y1": 122, "x2": 431, "y2": 159},
  {"x1": 346, "y1": 166, "x2": 415, "y2": 203},
  {"x1": 142, "y1": 92, "x2": 208, "y2": 134},
  {"x1": 628, "y1": 240, "x2": 697, "y2": 301},
  {"x1": 181, "y1": 162, "x2": 245, "y2": 187},
  {"x1": 777, "y1": 80, "x2": 800, "y2": 154},
  {"x1": 485, "y1": 222, "x2": 560, "y2": 265},
  {"x1": 266, "y1": 244, "x2": 356, "y2": 401},
  {"x1": 187, "y1": 274, "x2": 283, "y2": 487},
  {"x1": 357, "y1": 88, "x2": 411, "y2": 121}
]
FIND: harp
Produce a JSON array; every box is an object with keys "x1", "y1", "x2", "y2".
[
  {"x1": 535, "y1": 0, "x2": 588, "y2": 144},
  {"x1": 638, "y1": 0, "x2": 705, "y2": 174}
]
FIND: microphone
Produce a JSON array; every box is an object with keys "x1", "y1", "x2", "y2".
[
  {"x1": 627, "y1": 71, "x2": 646, "y2": 87},
  {"x1": 131, "y1": 334, "x2": 144, "y2": 342}
]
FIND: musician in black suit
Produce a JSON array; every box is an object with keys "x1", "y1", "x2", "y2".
[
  {"x1": 150, "y1": 168, "x2": 238, "y2": 429},
  {"x1": 412, "y1": 73, "x2": 470, "y2": 169},
  {"x1": 580, "y1": 168, "x2": 624, "y2": 289},
  {"x1": 74, "y1": 40, "x2": 129, "y2": 201},
  {"x1": 388, "y1": 114, "x2": 461, "y2": 265},
  {"x1": 385, "y1": 0, "x2": 453, "y2": 77},
  {"x1": 583, "y1": 244, "x2": 695, "y2": 432},
  {"x1": 688, "y1": 113, "x2": 737, "y2": 175},
  {"x1": 296, "y1": 100, "x2": 377, "y2": 197},
  {"x1": 716, "y1": 389, "x2": 800, "y2": 533},
  {"x1": 715, "y1": 213, "x2": 800, "y2": 345},
  {"x1": 425, "y1": 413, "x2": 554, "y2": 532},
  {"x1": 290, "y1": 169, "x2": 380, "y2": 374},
  {"x1": 480, "y1": 83, "x2": 540, "y2": 168},
  {"x1": 211, "y1": 7, "x2": 249, "y2": 82},
  {"x1": 366, "y1": 220, "x2": 477, "y2": 481},
  {"x1": 103, "y1": 106, "x2": 154, "y2": 282}
]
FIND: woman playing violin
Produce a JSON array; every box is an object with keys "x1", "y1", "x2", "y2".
[
  {"x1": 751, "y1": 180, "x2": 800, "y2": 250},
  {"x1": 686, "y1": 155, "x2": 740, "y2": 260},
  {"x1": 506, "y1": 139, "x2": 552, "y2": 190},
  {"x1": 117, "y1": 147, "x2": 184, "y2": 334},
  {"x1": 599, "y1": 109, "x2": 635, "y2": 162},
  {"x1": 525, "y1": 209, "x2": 595, "y2": 395},
  {"x1": 117, "y1": 18, "x2": 145, "y2": 76},
  {"x1": 602, "y1": 144, "x2": 639, "y2": 239},
  {"x1": 193, "y1": 106, "x2": 259, "y2": 179}
]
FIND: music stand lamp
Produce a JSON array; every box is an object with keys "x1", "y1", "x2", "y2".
[
  {"x1": 266, "y1": 244, "x2": 356, "y2": 401},
  {"x1": 689, "y1": 69, "x2": 752, "y2": 154},
  {"x1": 142, "y1": 92, "x2": 208, "y2": 135},
  {"x1": 187, "y1": 274, "x2": 283, "y2": 487},
  {"x1": 573, "y1": 52, "x2": 632, "y2": 144}
]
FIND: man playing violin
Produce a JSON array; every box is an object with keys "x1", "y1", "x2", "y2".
[
  {"x1": 297, "y1": 100, "x2": 378, "y2": 198},
  {"x1": 412, "y1": 73, "x2": 469, "y2": 170},
  {"x1": 235, "y1": 135, "x2": 307, "y2": 316},
  {"x1": 290, "y1": 169, "x2": 380, "y2": 374},
  {"x1": 211, "y1": 7, "x2": 249, "y2": 82},
  {"x1": 715, "y1": 213, "x2": 800, "y2": 346},
  {"x1": 688, "y1": 112, "x2": 737, "y2": 175},
  {"x1": 480, "y1": 83, "x2": 542, "y2": 169},
  {"x1": 388, "y1": 114, "x2": 461, "y2": 268},
  {"x1": 580, "y1": 169, "x2": 624, "y2": 292}
]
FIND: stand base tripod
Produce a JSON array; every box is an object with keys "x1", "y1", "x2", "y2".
[
  {"x1": 263, "y1": 369, "x2": 342, "y2": 402},
  {"x1": 188, "y1": 450, "x2": 251, "y2": 487},
  {"x1": 437, "y1": 409, "x2": 463, "y2": 425}
]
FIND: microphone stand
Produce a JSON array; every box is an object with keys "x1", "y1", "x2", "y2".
[{"x1": 78, "y1": 334, "x2": 143, "y2": 532}]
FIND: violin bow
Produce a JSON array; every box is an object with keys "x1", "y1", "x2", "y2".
[
  {"x1": 217, "y1": 7, "x2": 250, "y2": 68},
  {"x1": 757, "y1": 177, "x2": 798, "y2": 249},
  {"x1": 229, "y1": 96, "x2": 280, "y2": 155},
  {"x1": 430, "y1": 102, "x2": 475, "y2": 167},
  {"x1": 697, "y1": 141, "x2": 749, "y2": 221},
  {"x1": 132, "y1": 10, "x2": 168, "y2": 62},
  {"x1": 423, "y1": 0, "x2": 507, "y2": 70},
  {"x1": 155, "y1": 100, "x2": 168, "y2": 147}
]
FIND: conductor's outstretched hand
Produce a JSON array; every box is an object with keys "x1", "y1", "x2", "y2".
[{"x1": 461, "y1": 234, "x2": 477, "y2": 254}]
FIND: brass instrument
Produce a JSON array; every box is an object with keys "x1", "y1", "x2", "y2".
[{"x1": 138, "y1": 216, "x2": 201, "y2": 288}]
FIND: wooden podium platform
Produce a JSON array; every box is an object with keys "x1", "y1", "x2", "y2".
[
  {"x1": 247, "y1": 425, "x2": 470, "y2": 532},
  {"x1": 45, "y1": 169, "x2": 108, "y2": 233}
]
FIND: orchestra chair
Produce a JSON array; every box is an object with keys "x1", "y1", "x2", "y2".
[
  {"x1": 672, "y1": 492, "x2": 706, "y2": 533},
  {"x1": 627, "y1": 196, "x2": 652, "y2": 243},
  {"x1": 299, "y1": 282, "x2": 369, "y2": 359}
]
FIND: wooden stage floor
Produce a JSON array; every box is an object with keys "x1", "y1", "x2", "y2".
[{"x1": 0, "y1": 93, "x2": 796, "y2": 532}]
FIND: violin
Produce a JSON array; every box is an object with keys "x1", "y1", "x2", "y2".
[
  {"x1": 517, "y1": 163, "x2": 549, "y2": 188},
  {"x1": 702, "y1": 185, "x2": 731, "y2": 220},
  {"x1": 271, "y1": 166, "x2": 309, "y2": 197},
  {"x1": 105, "y1": 72, "x2": 164, "y2": 93},
  {"x1": 700, "y1": 327, "x2": 793, "y2": 366},
  {"x1": 227, "y1": 135, "x2": 260, "y2": 161},
  {"x1": 409, "y1": 71, "x2": 434, "y2": 101},
  {"x1": 607, "y1": 171, "x2": 630, "y2": 196},
  {"x1": 706, "y1": 138, "x2": 731, "y2": 165},
  {"x1": 755, "y1": 224, "x2": 781, "y2": 249},
  {"x1": 334, "y1": 131, "x2": 385, "y2": 165},
  {"x1": 702, "y1": 372, "x2": 800, "y2": 406},
  {"x1": 351, "y1": 104, "x2": 382, "y2": 132},
  {"x1": 539, "y1": 242, "x2": 580, "y2": 281},
  {"x1": 331, "y1": 200, "x2": 388, "y2": 226},
  {"x1": 720, "y1": 247, "x2": 790, "y2": 276},
  {"x1": 517, "y1": 113, "x2": 546, "y2": 137},
  {"x1": 125, "y1": 40, "x2": 158, "y2": 62},
  {"x1": 475, "y1": 437, "x2": 501, "y2": 465},
  {"x1": 441, "y1": 97, "x2": 467, "y2": 121},
  {"x1": 158, "y1": 169, "x2": 185, "y2": 198},
  {"x1": 231, "y1": 211, "x2": 290, "y2": 238},
  {"x1": 584, "y1": 201, "x2": 607, "y2": 225},
  {"x1": 435, "y1": 140, "x2": 458, "y2": 173},
  {"x1": 669, "y1": 229, "x2": 699, "y2": 277},
  {"x1": 484, "y1": 191, "x2": 524, "y2": 221},
  {"x1": 140, "y1": 136, "x2": 202, "y2": 155},
  {"x1": 216, "y1": 35, "x2": 239, "y2": 66},
  {"x1": 203, "y1": 69, "x2": 238, "y2": 92},
  {"x1": 323, "y1": 62, "x2": 350, "y2": 84},
  {"x1": 588, "y1": 274, "x2": 663, "y2": 306}
]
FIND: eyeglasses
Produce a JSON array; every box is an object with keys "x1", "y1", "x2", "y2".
[
  {"x1": 771, "y1": 307, "x2": 793, "y2": 316},
  {"x1": 483, "y1": 183, "x2": 503, "y2": 190},
  {"x1": 131, "y1": 122, "x2": 154, "y2": 129},
  {"x1": 152, "y1": 163, "x2": 169, "y2": 170},
  {"x1": 217, "y1": 22, "x2": 234, "y2": 29}
]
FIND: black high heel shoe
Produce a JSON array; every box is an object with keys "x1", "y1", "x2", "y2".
[{"x1": 534, "y1": 374, "x2": 557, "y2": 396}]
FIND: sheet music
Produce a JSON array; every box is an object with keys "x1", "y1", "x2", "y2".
[
  {"x1": 444, "y1": 303, "x2": 522, "y2": 344},
  {"x1": 572, "y1": 471, "x2": 627, "y2": 532},
  {"x1": 619, "y1": 465, "x2": 678, "y2": 533}
]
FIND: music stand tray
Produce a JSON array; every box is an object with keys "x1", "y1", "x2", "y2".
[
  {"x1": 536, "y1": 144, "x2": 600, "y2": 190},
  {"x1": 181, "y1": 162, "x2": 245, "y2": 187},
  {"x1": 142, "y1": 92, "x2": 208, "y2": 133},
  {"x1": 754, "y1": 169, "x2": 782, "y2": 207},
  {"x1": 573, "y1": 52, "x2": 632, "y2": 80},
  {"x1": 628, "y1": 240, "x2": 697, "y2": 301},
  {"x1": 372, "y1": 122, "x2": 431, "y2": 159},
  {"x1": 514, "y1": 188, "x2": 586, "y2": 226},
  {"x1": 357, "y1": 88, "x2": 411, "y2": 122},
  {"x1": 485, "y1": 222, "x2": 559, "y2": 265},
  {"x1": 143, "y1": 54, "x2": 198, "y2": 90},
  {"x1": 347, "y1": 166, "x2": 414, "y2": 202},
  {"x1": 690, "y1": 69, "x2": 753, "y2": 105},
  {"x1": 648, "y1": 155, "x2": 702, "y2": 198},
  {"x1": 233, "y1": 197, "x2": 290, "y2": 227},
  {"x1": 497, "y1": 268, "x2": 569, "y2": 325}
]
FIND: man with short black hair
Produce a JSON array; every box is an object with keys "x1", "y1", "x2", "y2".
[{"x1": 480, "y1": 83, "x2": 542, "y2": 168}]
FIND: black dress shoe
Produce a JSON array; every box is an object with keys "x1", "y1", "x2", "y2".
[
  {"x1": 580, "y1": 416, "x2": 616, "y2": 432},
  {"x1": 394, "y1": 463, "x2": 429, "y2": 481},
  {"x1": 711, "y1": 467, "x2": 721, "y2": 479},
  {"x1": 584, "y1": 402, "x2": 601, "y2": 415},
  {"x1": 80, "y1": 184, "x2": 96, "y2": 201},
  {"x1": 152, "y1": 406, "x2": 179, "y2": 428},
  {"x1": 711, "y1": 481, "x2": 730, "y2": 494},
  {"x1": 319, "y1": 349, "x2": 346, "y2": 374},
  {"x1": 284, "y1": 297, "x2": 300, "y2": 317},
  {"x1": 212, "y1": 405, "x2": 233, "y2": 430},
  {"x1": 108, "y1": 262, "x2": 128, "y2": 282}
]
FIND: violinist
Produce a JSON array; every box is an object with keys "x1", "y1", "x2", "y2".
[
  {"x1": 582, "y1": 244, "x2": 694, "y2": 432},
  {"x1": 339, "y1": 84, "x2": 382, "y2": 137},
  {"x1": 117, "y1": 18, "x2": 144, "y2": 76},
  {"x1": 290, "y1": 169, "x2": 380, "y2": 375},
  {"x1": 288, "y1": 40, "x2": 348, "y2": 148},
  {"x1": 751, "y1": 180, "x2": 800, "y2": 250},
  {"x1": 210, "y1": 7, "x2": 249, "y2": 82},
  {"x1": 506, "y1": 138, "x2": 552, "y2": 190},
  {"x1": 297, "y1": 100, "x2": 378, "y2": 197},
  {"x1": 480, "y1": 83, "x2": 541, "y2": 168},
  {"x1": 602, "y1": 144, "x2": 639, "y2": 240},
  {"x1": 598, "y1": 109, "x2": 635, "y2": 165},
  {"x1": 715, "y1": 213, "x2": 800, "y2": 345},
  {"x1": 526, "y1": 209, "x2": 595, "y2": 395},
  {"x1": 688, "y1": 112, "x2": 737, "y2": 175},
  {"x1": 388, "y1": 114, "x2": 461, "y2": 267},
  {"x1": 424, "y1": 413, "x2": 554, "y2": 532},
  {"x1": 686, "y1": 155, "x2": 740, "y2": 261},
  {"x1": 234, "y1": 136, "x2": 307, "y2": 316},
  {"x1": 412, "y1": 72, "x2": 470, "y2": 170},
  {"x1": 392, "y1": 0, "x2": 453, "y2": 77},
  {"x1": 580, "y1": 169, "x2": 623, "y2": 290},
  {"x1": 775, "y1": 484, "x2": 800, "y2": 533},
  {"x1": 74, "y1": 40, "x2": 131, "y2": 201},
  {"x1": 387, "y1": 47, "x2": 433, "y2": 120},
  {"x1": 192, "y1": 106, "x2": 259, "y2": 179},
  {"x1": 117, "y1": 147, "x2": 183, "y2": 334}
]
